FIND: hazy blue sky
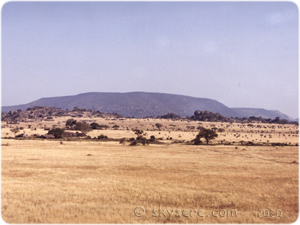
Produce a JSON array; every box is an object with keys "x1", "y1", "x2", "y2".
[{"x1": 2, "y1": 2, "x2": 299, "y2": 118}]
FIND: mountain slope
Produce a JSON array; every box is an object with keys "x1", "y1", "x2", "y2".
[
  {"x1": 1, "y1": 92, "x2": 294, "y2": 120},
  {"x1": 2, "y1": 92, "x2": 241, "y2": 118}
]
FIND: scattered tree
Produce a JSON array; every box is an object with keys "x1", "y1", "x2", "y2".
[
  {"x1": 112, "y1": 125, "x2": 120, "y2": 129},
  {"x1": 66, "y1": 118, "x2": 76, "y2": 126},
  {"x1": 48, "y1": 128, "x2": 65, "y2": 138},
  {"x1": 75, "y1": 122, "x2": 92, "y2": 134},
  {"x1": 155, "y1": 123, "x2": 163, "y2": 130},
  {"x1": 98, "y1": 134, "x2": 108, "y2": 139},
  {"x1": 193, "y1": 128, "x2": 218, "y2": 145},
  {"x1": 131, "y1": 129, "x2": 148, "y2": 146},
  {"x1": 150, "y1": 135, "x2": 156, "y2": 142},
  {"x1": 90, "y1": 122, "x2": 99, "y2": 129}
]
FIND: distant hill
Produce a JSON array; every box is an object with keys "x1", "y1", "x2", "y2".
[
  {"x1": 231, "y1": 108, "x2": 295, "y2": 121},
  {"x1": 1, "y1": 92, "x2": 295, "y2": 120},
  {"x1": 2, "y1": 92, "x2": 240, "y2": 118}
]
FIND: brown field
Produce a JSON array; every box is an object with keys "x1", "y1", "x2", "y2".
[{"x1": 1, "y1": 117, "x2": 299, "y2": 223}]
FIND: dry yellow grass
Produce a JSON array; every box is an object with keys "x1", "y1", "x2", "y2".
[
  {"x1": 2, "y1": 117, "x2": 299, "y2": 144},
  {"x1": 2, "y1": 137, "x2": 298, "y2": 223}
]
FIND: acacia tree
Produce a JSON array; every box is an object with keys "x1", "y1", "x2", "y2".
[
  {"x1": 75, "y1": 122, "x2": 92, "y2": 134},
  {"x1": 155, "y1": 123, "x2": 163, "y2": 130},
  {"x1": 90, "y1": 122, "x2": 99, "y2": 129},
  {"x1": 193, "y1": 128, "x2": 218, "y2": 145},
  {"x1": 66, "y1": 118, "x2": 76, "y2": 126},
  {"x1": 130, "y1": 129, "x2": 148, "y2": 146},
  {"x1": 48, "y1": 128, "x2": 65, "y2": 138}
]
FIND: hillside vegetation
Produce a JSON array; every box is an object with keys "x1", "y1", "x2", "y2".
[{"x1": 2, "y1": 92, "x2": 295, "y2": 120}]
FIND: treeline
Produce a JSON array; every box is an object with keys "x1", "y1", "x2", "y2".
[
  {"x1": 2, "y1": 106, "x2": 113, "y2": 123},
  {"x1": 2, "y1": 106, "x2": 297, "y2": 125},
  {"x1": 157, "y1": 110, "x2": 297, "y2": 125}
]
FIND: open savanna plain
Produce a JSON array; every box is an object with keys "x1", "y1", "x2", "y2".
[{"x1": 1, "y1": 116, "x2": 299, "y2": 223}]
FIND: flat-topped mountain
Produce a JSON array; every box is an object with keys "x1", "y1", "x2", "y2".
[{"x1": 1, "y1": 92, "x2": 295, "y2": 120}]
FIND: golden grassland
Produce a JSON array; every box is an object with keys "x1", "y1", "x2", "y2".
[
  {"x1": 1, "y1": 117, "x2": 299, "y2": 223},
  {"x1": 2, "y1": 117, "x2": 299, "y2": 144}
]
